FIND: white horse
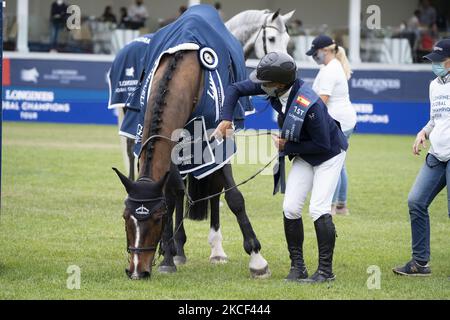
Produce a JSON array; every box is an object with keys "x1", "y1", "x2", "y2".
[
  {"x1": 226, "y1": 9, "x2": 294, "y2": 59},
  {"x1": 113, "y1": 8, "x2": 294, "y2": 275}
]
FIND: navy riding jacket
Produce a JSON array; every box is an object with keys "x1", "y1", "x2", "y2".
[{"x1": 221, "y1": 79, "x2": 348, "y2": 166}]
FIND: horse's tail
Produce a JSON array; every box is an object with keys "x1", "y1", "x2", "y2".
[{"x1": 186, "y1": 174, "x2": 209, "y2": 221}]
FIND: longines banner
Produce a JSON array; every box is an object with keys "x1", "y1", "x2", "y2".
[
  {"x1": 2, "y1": 56, "x2": 116, "y2": 124},
  {"x1": 246, "y1": 67, "x2": 434, "y2": 135},
  {"x1": 2, "y1": 56, "x2": 435, "y2": 134}
]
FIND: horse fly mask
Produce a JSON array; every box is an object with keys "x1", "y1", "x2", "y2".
[{"x1": 121, "y1": 175, "x2": 168, "y2": 254}]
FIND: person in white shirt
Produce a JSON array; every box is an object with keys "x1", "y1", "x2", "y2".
[
  {"x1": 306, "y1": 35, "x2": 356, "y2": 216},
  {"x1": 128, "y1": 0, "x2": 149, "y2": 29},
  {"x1": 393, "y1": 39, "x2": 450, "y2": 277}
]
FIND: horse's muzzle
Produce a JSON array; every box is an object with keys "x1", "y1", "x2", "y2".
[{"x1": 125, "y1": 269, "x2": 151, "y2": 280}]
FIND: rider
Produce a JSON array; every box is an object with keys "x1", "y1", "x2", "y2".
[{"x1": 213, "y1": 52, "x2": 348, "y2": 283}]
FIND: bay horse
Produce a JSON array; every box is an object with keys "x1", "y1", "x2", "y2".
[
  {"x1": 161, "y1": 9, "x2": 294, "y2": 271},
  {"x1": 115, "y1": 50, "x2": 273, "y2": 279},
  {"x1": 113, "y1": 5, "x2": 294, "y2": 280}
]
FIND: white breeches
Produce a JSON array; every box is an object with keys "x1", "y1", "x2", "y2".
[{"x1": 283, "y1": 152, "x2": 346, "y2": 221}]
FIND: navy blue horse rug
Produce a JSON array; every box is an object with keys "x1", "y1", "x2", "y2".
[
  {"x1": 119, "y1": 4, "x2": 251, "y2": 179},
  {"x1": 107, "y1": 33, "x2": 153, "y2": 139}
]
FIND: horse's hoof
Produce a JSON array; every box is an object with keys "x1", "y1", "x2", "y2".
[
  {"x1": 174, "y1": 255, "x2": 187, "y2": 266},
  {"x1": 250, "y1": 265, "x2": 271, "y2": 279},
  {"x1": 158, "y1": 265, "x2": 177, "y2": 274},
  {"x1": 210, "y1": 256, "x2": 228, "y2": 264}
]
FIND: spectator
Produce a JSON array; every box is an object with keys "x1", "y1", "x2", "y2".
[
  {"x1": 118, "y1": 7, "x2": 131, "y2": 29},
  {"x1": 101, "y1": 6, "x2": 117, "y2": 24},
  {"x1": 128, "y1": 0, "x2": 149, "y2": 29},
  {"x1": 419, "y1": 0, "x2": 437, "y2": 27},
  {"x1": 400, "y1": 10, "x2": 422, "y2": 61},
  {"x1": 417, "y1": 24, "x2": 439, "y2": 62},
  {"x1": 50, "y1": 0, "x2": 68, "y2": 51},
  {"x1": 287, "y1": 19, "x2": 305, "y2": 36},
  {"x1": 306, "y1": 35, "x2": 356, "y2": 216},
  {"x1": 407, "y1": 9, "x2": 422, "y2": 31}
]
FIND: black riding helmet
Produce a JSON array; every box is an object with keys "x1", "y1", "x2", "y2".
[{"x1": 249, "y1": 52, "x2": 297, "y2": 85}]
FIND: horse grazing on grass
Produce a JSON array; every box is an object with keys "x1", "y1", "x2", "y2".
[
  {"x1": 112, "y1": 5, "x2": 294, "y2": 280},
  {"x1": 162, "y1": 9, "x2": 294, "y2": 270}
]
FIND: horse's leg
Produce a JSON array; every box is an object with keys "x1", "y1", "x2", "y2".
[
  {"x1": 117, "y1": 107, "x2": 131, "y2": 177},
  {"x1": 126, "y1": 137, "x2": 135, "y2": 181},
  {"x1": 209, "y1": 175, "x2": 228, "y2": 264},
  {"x1": 158, "y1": 191, "x2": 177, "y2": 274},
  {"x1": 173, "y1": 189, "x2": 187, "y2": 266},
  {"x1": 117, "y1": 107, "x2": 136, "y2": 181},
  {"x1": 220, "y1": 163, "x2": 271, "y2": 279}
]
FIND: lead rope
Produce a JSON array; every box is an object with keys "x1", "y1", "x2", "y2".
[{"x1": 138, "y1": 131, "x2": 278, "y2": 246}]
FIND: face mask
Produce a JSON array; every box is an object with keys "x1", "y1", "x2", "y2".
[
  {"x1": 262, "y1": 84, "x2": 289, "y2": 98},
  {"x1": 432, "y1": 62, "x2": 450, "y2": 78},
  {"x1": 313, "y1": 51, "x2": 326, "y2": 65}
]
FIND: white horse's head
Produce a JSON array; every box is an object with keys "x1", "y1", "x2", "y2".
[
  {"x1": 253, "y1": 9, "x2": 295, "y2": 58},
  {"x1": 226, "y1": 9, "x2": 295, "y2": 59}
]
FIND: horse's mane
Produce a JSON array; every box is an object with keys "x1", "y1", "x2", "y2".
[
  {"x1": 225, "y1": 9, "x2": 270, "y2": 29},
  {"x1": 144, "y1": 51, "x2": 184, "y2": 168}
]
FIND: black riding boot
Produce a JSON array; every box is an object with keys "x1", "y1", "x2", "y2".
[
  {"x1": 284, "y1": 215, "x2": 308, "y2": 281},
  {"x1": 300, "y1": 214, "x2": 336, "y2": 283}
]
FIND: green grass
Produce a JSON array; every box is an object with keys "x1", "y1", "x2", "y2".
[{"x1": 0, "y1": 122, "x2": 449, "y2": 299}]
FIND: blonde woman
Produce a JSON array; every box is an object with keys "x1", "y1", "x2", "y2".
[{"x1": 306, "y1": 35, "x2": 356, "y2": 215}]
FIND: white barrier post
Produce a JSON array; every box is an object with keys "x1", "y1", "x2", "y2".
[
  {"x1": 348, "y1": 0, "x2": 361, "y2": 63},
  {"x1": 16, "y1": 0, "x2": 29, "y2": 52}
]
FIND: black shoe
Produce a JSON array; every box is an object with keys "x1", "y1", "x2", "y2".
[
  {"x1": 298, "y1": 269, "x2": 336, "y2": 283},
  {"x1": 283, "y1": 216, "x2": 308, "y2": 281},
  {"x1": 285, "y1": 266, "x2": 308, "y2": 281},
  {"x1": 393, "y1": 260, "x2": 431, "y2": 277}
]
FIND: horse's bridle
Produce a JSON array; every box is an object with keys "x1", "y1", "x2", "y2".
[
  {"x1": 125, "y1": 185, "x2": 167, "y2": 254},
  {"x1": 253, "y1": 15, "x2": 288, "y2": 56},
  {"x1": 127, "y1": 245, "x2": 158, "y2": 253}
]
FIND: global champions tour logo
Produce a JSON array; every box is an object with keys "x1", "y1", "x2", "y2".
[
  {"x1": 125, "y1": 67, "x2": 135, "y2": 78},
  {"x1": 21, "y1": 68, "x2": 39, "y2": 83},
  {"x1": 351, "y1": 78, "x2": 401, "y2": 95}
]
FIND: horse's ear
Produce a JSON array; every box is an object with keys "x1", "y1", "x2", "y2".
[
  {"x1": 112, "y1": 167, "x2": 133, "y2": 193},
  {"x1": 281, "y1": 10, "x2": 295, "y2": 23},
  {"x1": 271, "y1": 9, "x2": 281, "y2": 22},
  {"x1": 155, "y1": 171, "x2": 170, "y2": 190}
]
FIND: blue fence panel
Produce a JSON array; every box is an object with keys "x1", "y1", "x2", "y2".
[{"x1": 2, "y1": 56, "x2": 435, "y2": 135}]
